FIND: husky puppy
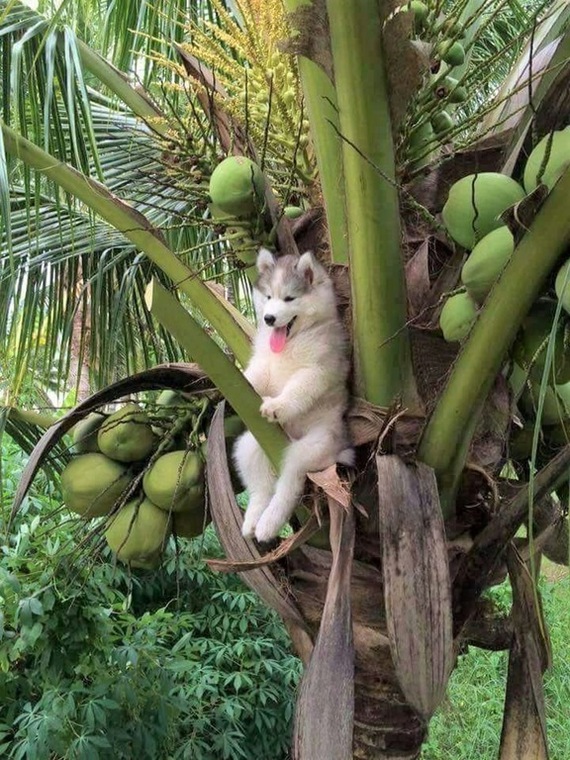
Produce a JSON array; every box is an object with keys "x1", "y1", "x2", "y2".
[{"x1": 233, "y1": 248, "x2": 353, "y2": 543}]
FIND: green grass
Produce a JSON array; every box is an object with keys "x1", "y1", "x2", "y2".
[{"x1": 423, "y1": 573, "x2": 570, "y2": 759}]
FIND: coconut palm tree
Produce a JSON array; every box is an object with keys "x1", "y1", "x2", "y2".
[{"x1": 3, "y1": 0, "x2": 570, "y2": 756}]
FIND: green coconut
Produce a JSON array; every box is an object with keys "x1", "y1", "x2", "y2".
[
  {"x1": 543, "y1": 419, "x2": 570, "y2": 448},
  {"x1": 130, "y1": 553, "x2": 162, "y2": 570},
  {"x1": 437, "y1": 40, "x2": 466, "y2": 66},
  {"x1": 442, "y1": 172, "x2": 525, "y2": 249},
  {"x1": 555, "y1": 381, "x2": 570, "y2": 416},
  {"x1": 156, "y1": 389, "x2": 184, "y2": 407},
  {"x1": 105, "y1": 498, "x2": 171, "y2": 563},
  {"x1": 284, "y1": 205, "x2": 304, "y2": 219},
  {"x1": 510, "y1": 422, "x2": 538, "y2": 461},
  {"x1": 461, "y1": 227, "x2": 515, "y2": 302},
  {"x1": 223, "y1": 414, "x2": 246, "y2": 441},
  {"x1": 439, "y1": 17, "x2": 465, "y2": 38},
  {"x1": 98, "y1": 403, "x2": 156, "y2": 463},
  {"x1": 209, "y1": 156, "x2": 265, "y2": 217},
  {"x1": 173, "y1": 507, "x2": 211, "y2": 539},
  {"x1": 142, "y1": 450, "x2": 204, "y2": 513},
  {"x1": 408, "y1": 121, "x2": 436, "y2": 169},
  {"x1": 153, "y1": 389, "x2": 195, "y2": 427},
  {"x1": 295, "y1": 504, "x2": 331, "y2": 550},
  {"x1": 513, "y1": 302, "x2": 570, "y2": 384},
  {"x1": 199, "y1": 415, "x2": 246, "y2": 492},
  {"x1": 439, "y1": 292, "x2": 478, "y2": 342},
  {"x1": 507, "y1": 362, "x2": 528, "y2": 399},
  {"x1": 431, "y1": 110, "x2": 454, "y2": 135},
  {"x1": 555, "y1": 258, "x2": 570, "y2": 315},
  {"x1": 61, "y1": 453, "x2": 131, "y2": 518},
  {"x1": 523, "y1": 127, "x2": 570, "y2": 193},
  {"x1": 434, "y1": 76, "x2": 467, "y2": 103},
  {"x1": 519, "y1": 382, "x2": 568, "y2": 425},
  {"x1": 407, "y1": 0, "x2": 429, "y2": 27},
  {"x1": 224, "y1": 415, "x2": 246, "y2": 491},
  {"x1": 72, "y1": 412, "x2": 107, "y2": 453},
  {"x1": 409, "y1": 120, "x2": 435, "y2": 151},
  {"x1": 209, "y1": 202, "x2": 236, "y2": 223}
]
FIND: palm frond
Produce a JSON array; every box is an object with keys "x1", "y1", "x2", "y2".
[
  {"x1": 0, "y1": 189, "x2": 201, "y2": 398},
  {"x1": 0, "y1": 407, "x2": 70, "y2": 490},
  {"x1": 0, "y1": 0, "x2": 104, "y2": 178},
  {"x1": 0, "y1": 0, "x2": 256, "y2": 404}
]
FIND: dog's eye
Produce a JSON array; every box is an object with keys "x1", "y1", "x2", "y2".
[
  {"x1": 266, "y1": 295, "x2": 271, "y2": 300},
  {"x1": 283, "y1": 296, "x2": 295, "y2": 302}
]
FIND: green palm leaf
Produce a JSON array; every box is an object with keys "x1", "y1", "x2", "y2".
[{"x1": 0, "y1": 14, "x2": 253, "y2": 399}]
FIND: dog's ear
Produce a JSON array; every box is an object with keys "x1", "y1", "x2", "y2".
[
  {"x1": 257, "y1": 248, "x2": 276, "y2": 274},
  {"x1": 296, "y1": 251, "x2": 325, "y2": 286}
]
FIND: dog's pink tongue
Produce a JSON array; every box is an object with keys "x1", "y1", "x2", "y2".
[{"x1": 270, "y1": 326, "x2": 288, "y2": 353}]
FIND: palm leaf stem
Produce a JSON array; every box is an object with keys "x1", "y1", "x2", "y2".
[
  {"x1": 326, "y1": 0, "x2": 414, "y2": 406},
  {"x1": 282, "y1": 0, "x2": 348, "y2": 265},
  {"x1": 76, "y1": 39, "x2": 169, "y2": 136}
]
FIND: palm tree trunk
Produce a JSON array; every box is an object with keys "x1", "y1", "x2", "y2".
[
  {"x1": 288, "y1": 546, "x2": 427, "y2": 758},
  {"x1": 67, "y1": 278, "x2": 92, "y2": 402}
]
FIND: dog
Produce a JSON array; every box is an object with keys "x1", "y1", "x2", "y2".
[{"x1": 233, "y1": 248, "x2": 353, "y2": 543}]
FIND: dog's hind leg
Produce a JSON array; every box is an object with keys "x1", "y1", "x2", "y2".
[
  {"x1": 233, "y1": 432, "x2": 277, "y2": 538},
  {"x1": 254, "y1": 425, "x2": 337, "y2": 543}
]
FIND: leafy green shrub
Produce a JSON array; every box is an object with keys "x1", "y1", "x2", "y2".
[{"x1": 0, "y1": 438, "x2": 301, "y2": 759}]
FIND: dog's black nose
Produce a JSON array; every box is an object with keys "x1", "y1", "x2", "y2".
[{"x1": 264, "y1": 314, "x2": 276, "y2": 326}]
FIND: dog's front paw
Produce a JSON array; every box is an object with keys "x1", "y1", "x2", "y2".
[
  {"x1": 255, "y1": 508, "x2": 285, "y2": 543},
  {"x1": 241, "y1": 514, "x2": 257, "y2": 539},
  {"x1": 241, "y1": 499, "x2": 269, "y2": 539},
  {"x1": 260, "y1": 396, "x2": 287, "y2": 423}
]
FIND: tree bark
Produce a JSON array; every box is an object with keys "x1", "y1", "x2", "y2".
[
  {"x1": 287, "y1": 546, "x2": 427, "y2": 759},
  {"x1": 67, "y1": 278, "x2": 92, "y2": 402}
]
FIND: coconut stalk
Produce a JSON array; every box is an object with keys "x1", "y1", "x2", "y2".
[
  {"x1": 326, "y1": 0, "x2": 414, "y2": 406},
  {"x1": 418, "y1": 167, "x2": 570, "y2": 516},
  {"x1": 282, "y1": 0, "x2": 348, "y2": 265},
  {"x1": 0, "y1": 120, "x2": 251, "y2": 367},
  {"x1": 6, "y1": 407, "x2": 58, "y2": 429}
]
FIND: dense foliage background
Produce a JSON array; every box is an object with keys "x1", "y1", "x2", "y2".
[
  {"x1": 2, "y1": 433, "x2": 570, "y2": 759},
  {"x1": 0, "y1": 439, "x2": 301, "y2": 760}
]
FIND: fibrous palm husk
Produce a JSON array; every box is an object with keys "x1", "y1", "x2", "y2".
[
  {"x1": 452, "y1": 445, "x2": 570, "y2": 635},
  {"x1": 498, "y1": 546, "x2": 551, "y2": 759},
  {"x1": 377, "y1": 455, "x2": 454, "y2": 720},
  {"x1": 292, "y1": 501, "x2": 355, "y2": 760},
  {"x1": 205, "y1": 401, "x2": 309, "y2": 633},
  {"x1": 532, "y1": 494, "x2": 569, "y2": 566}
]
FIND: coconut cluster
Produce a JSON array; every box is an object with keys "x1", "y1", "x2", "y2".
[
  {"x1": 438, "y1": 129, "x2": 570, "y2": 451},
  {"x1": 62, "y1": 392, "x2": 244, "y2": 569},
  {"x1": 439, "y1": 128, "x2": 570, "y2": 344},
  {"x1": 403, "y1": 1, "x2": 469, "y2": 168}
]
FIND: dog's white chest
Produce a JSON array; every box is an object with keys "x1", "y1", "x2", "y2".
[{"x1": 262, "y1": 349, "x2": 302, "y2": 395}]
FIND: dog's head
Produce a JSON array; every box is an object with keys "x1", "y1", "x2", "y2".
[{"x1": 253, "y1": 249, "x2": 336, "y2": 349}]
